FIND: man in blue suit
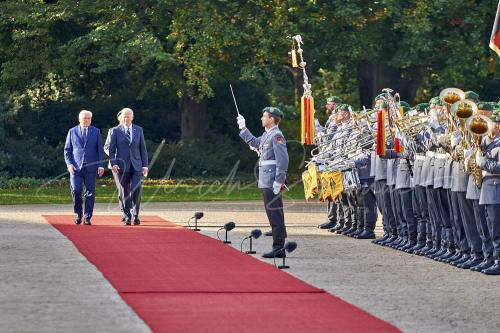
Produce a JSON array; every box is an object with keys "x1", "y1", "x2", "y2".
[
  {"x1": 64, "y1": 110, "x2": 105, "y2": 225},
  {"x1": 108, "y1": 108, "x2": 149, "y2": 226}
]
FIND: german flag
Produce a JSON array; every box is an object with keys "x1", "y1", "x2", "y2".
[{"x1": 491, "y1": 0, "x2": 500, "y2": 57}]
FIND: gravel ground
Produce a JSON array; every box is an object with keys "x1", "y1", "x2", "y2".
[{"x1": 1, "y1": 201, "x2": 499, "y2": 333}]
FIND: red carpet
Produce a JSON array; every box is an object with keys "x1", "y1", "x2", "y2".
[{"x1": 44, "y1": 215, "x2": 401, "y2": 333}]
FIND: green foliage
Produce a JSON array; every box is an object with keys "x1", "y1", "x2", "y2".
[{"x1": 1, "y1": 0, "x2": 500, "y2": 180}]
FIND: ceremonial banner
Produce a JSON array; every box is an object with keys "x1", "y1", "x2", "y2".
[
  {"x1": 376, "y1": 110, "x2": 386, "y2": 156},
  {"x1": 490, "y1": 0, "x2": 500, "y2": 57}
]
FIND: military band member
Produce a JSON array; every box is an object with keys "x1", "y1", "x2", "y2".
[
  {"x1": 407, "y1": 103, "x2": 431, "y2": 253},
  {"x1": 331, "y1": 105, "x2": 358, "y2": 235},
  {"x1": 476, "y1": 109, "x2": 500, "y2": 275},
  {"x1": 351, "y1": 118, "x2": 377, "y2": 239},
  {"x1": 317, "y1": 96, "x2": 343, "y2": 230},
  {"x1": 465, "y1": 102, "x2": 495, "y2": 271},
  {"x1": 237, "y1": 107, "x2": 289, "y2": 258},
  {"x1": 372, "y1": 96, "x2": 397, "y2": 246}
]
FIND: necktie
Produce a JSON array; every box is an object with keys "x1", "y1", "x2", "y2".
[
  {"x1": 83, "y1": 128, "x2": 87, "y2": 144},
  {"x1": 126, "y1": 127, "x2": 132, "y2": 143}
]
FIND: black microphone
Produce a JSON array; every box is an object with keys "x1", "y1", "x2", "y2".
[
  {"x1": 224, "y1": 221, "x2": 236, "y2": 231},
  {"x1": 276, "y1": 241, "x2": 298, "y2": 270},
  {"x1": 241, "y1": 229, "x2": 262, "y2": 254},
  {"x1": 218, "y1": 221, "x2": 236, "y2": 244},
  {"x1": 193, "y1": 211, "x2": 204, "y2": 231},
  {"x1": 250, "y1": 229, "x2": 262, "y2": 239}
]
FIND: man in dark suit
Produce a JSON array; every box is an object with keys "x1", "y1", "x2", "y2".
[
  {"x1": 64, "y1": 110, "x2": 105, "y2": 225},
  {"x1": 108, "y1": 108, "x2": 149, "y2": 225}
]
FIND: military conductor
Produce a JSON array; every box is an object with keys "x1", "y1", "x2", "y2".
[{"x1": 237, "y1": 107, "x2": 289, "y2": 258}]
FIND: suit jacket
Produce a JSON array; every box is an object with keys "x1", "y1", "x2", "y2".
[
  {"x1": 64, "y1": 125, "x2": 104, "y2": 172},
  {"x1": 108, "y1": 124, "x2": 149, "y2": 173}
]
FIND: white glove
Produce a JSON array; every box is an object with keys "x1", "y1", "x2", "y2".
[
  {"x1": 450, "y1": 131, "x2": 461, "y2": 147},
  {"x1": 272, "y1": 181, "x2": 282, "y2": 195},
  {"x1": 475, "y1": 151, "x2": 486, "y2": 168},
  {"x1": 237, "y1": 115, "x2": 246, "y2": 130}
]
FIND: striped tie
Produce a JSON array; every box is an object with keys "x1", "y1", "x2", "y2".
[
  {"x1": 126, "y1": 127, "x2": 131, "y2": 144},
  {"x1": 83, "y1": 128, "x2": 87, "y2": 144}
]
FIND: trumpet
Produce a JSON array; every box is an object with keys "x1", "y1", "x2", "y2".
[{"x1": 395, "y1": 114, "x2": 432, "y2": 138}]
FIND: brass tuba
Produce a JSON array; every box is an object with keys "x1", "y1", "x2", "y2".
[
  {"x1": 438, "y1": 88, "x2": 466, "y2": 157},
  {"x1": 466, "y1": 115, "x2": 490, "y2": 188},
  {"x1": 450, "y1": 99, "x2": 477, "y2": 150}
]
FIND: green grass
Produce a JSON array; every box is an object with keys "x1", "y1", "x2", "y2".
[{"x1": 0, "y1": 182, "x2": 306, "y2": 205}]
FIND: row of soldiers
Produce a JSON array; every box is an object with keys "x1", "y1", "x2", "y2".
[{"x1": 309, "y1": 91, "x2": 500, "y2": 275}]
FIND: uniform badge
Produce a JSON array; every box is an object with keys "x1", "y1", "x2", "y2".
[{"x1": 276, "y1": 135, "x2": 284, "y2": 144}]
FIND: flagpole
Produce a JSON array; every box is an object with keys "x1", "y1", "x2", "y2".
[{"x1": 490, "y1": 0, "x2": 500, "y2": 56}]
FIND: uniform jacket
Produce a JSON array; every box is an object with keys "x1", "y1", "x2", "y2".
[
  {"x1": 479, "y1": 136, "x2": 500, "y2": 205},
  {"x1": 240, "y1": 126, "x2": 289, "y2": 189}
]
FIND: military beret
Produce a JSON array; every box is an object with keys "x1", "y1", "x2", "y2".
[
  {"x1": 490, "y1": 109, "x2": 500, "y2": 123},
  {"x1": 337, "y1": 104, "x2": 351, "y2": 113},
  {"x1": 430, "y1": 96, "x2": 445, "y2": 106},
  {"x1": 415, "y1": 103, "x2": 429, "y2": 112},
  {"x1": 326, "y1": 96, "x2": 342, "y2": 104},
  {"x1": 477, "y1": 102, "x2": 494, "y2": 111},
  {"x1": 262, "y1": 106, "x2": 284, "y2": 119},
  {"x1": 465, "y1": 91, "x2": 480, "y2": 103}
]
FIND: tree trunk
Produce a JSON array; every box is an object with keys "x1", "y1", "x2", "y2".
[
  {"x1": 180, "y1": 95, "x2": 207, "y2": 140},
  {"x1": 357, "y1": 61, "x2": 421, "y2": 107}
]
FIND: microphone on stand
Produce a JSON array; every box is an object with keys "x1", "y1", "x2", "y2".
[
  {"x1": 274, "y1": 241, "x2": 297, "y2": 269},
  {"x1": 240, "y1": 229, "x2": 262, "y2": 254},
  {"x1": 192, "y1": 211, "x2": 204, "y2": 231},
  {"x1": 217, "y1": 221, "x2": 236, "y2": 244}
]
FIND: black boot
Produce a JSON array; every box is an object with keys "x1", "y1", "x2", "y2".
[
  {"x1": 458, "y1": 254, "x2": 484, "y2": 269},
  {"x1": 372, "y1": 233, "x2": 389, "y2": 244},
  {"x1": 319, "y1": 221, "x2": 336, "y2": 229},
  {"x1": 470, "y1": 255, "x2": 494, "y2": 272},
  {"x1": 482, "y1": 257, "x2": 500, "y2": 275}
]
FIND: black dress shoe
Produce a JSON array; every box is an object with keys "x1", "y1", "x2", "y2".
[
  {"x1": 458, "y1": 255, "x2": 484, "y2": 269},
  {"x1": 470, "y1": 257, "x2": 495, "y2": 272},
  {"x1": 450, "y1": 253, "x2": 471, "y2": 266},
  {"x1": 124, "y1": 216, "x2": 131, "y2": 226},
  {"x1": 379, "y1": 235, "x2": 398, "y2": 246},
  {"x1": 401, "y1": 241, "x2": 417, "y2": 251},
  {"x1": 431, "y1": 247, "x2": 449, "y2": 260},
  {"x1": 415, "y1": 243, "x2": 433, "y2": 255},
  {"x1": 351, "y1": 230, "x2": 364, "y2": 238},
  {"x1": 406, "y1": 242, "x2": 425, "y2": 253},
  {"x1": 75, "y1": 215, "x2": 82, "y2": 225},
  {"x1": 262, "y1": 248, "x2": 285, "y2": 258},
  {"x1": 444, "y1": 251, "x2": 463, "y2": 263},
  {"x1": 482, "y1": 260, "x2": 500, "y2": 275},
  {"x1": 436, "y1": 249, "x2": 456, "y2": 262},
  {"x1": 424, "y1": 246, "x2": 441, "y2": 257},
  {"x1": 264, "y1": 230, "x2": 273, "y2": 237},
  {"x1": 372, "y1": 234, "x2": 389, "y2": 244},
  {"x1": 329, "y1": 224, "x2": 343, "y2": 233},
  {"x1": 133, "y1": 217, "x2": 140, "y2": 225},
  {"x1": 84, "y1": 218, "x2": 91, "y2": 225},
  {"x1": 340, "y1": 225, "x2": 353, "y2": 235},
  {"x1": 319, "y1": 221, "x2": 336, "y2": 229},
  {"x1": 121, "y1": 215, "x2": 126, "y2": 222},
  {"x1": 356, "y1": 230, "x2": 376, "y2": 239}
]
